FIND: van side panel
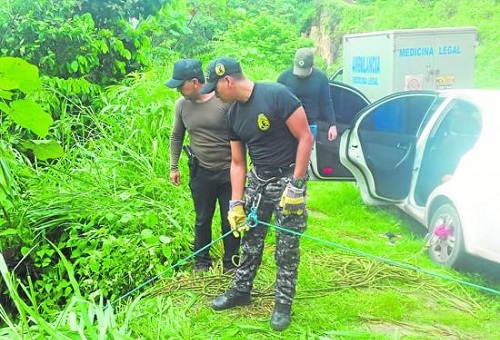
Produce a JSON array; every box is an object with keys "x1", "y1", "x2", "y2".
[
  {"x1": 394, "y1": 28, "x2": 476, "y2": 94},
  {"x1": 343, "y1": 27, "x2": 477, "y2": 102},
  {"x1": 343, "y1": 32, "x2": 394, "y2": 102}
]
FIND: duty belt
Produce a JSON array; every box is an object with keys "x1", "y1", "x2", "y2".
[
  {"x1": 253, "y1": 164, "x2": 294, "y2": 179},
  {"x1": 247, "y1": 165, "x2": 293, "y2": 224}
]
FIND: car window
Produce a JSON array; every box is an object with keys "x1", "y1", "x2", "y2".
[
  {"x1": 447, "y1": 101, "x2": 482, "y2": 136},
  {"x1": 329, "y1": 83, "x2": 370, "y2": 125},
  {"x1": 415, "y1": 99, "x2": 482, "y2": 205},
  {"x1": 431, "y1": 100, "x2": 482, "y2": 139},
  {"x1": 359, "y1": 95, "x2": 437, "y2": 136},
  {"x1": 417, "y1": 97, "x2": 445, "y2": 136}
]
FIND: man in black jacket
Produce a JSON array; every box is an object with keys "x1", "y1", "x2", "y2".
[{"x1": 278, "y1": 47, "x2": 338, "y2": 141}]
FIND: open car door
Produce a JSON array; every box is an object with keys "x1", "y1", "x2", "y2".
[
  {"x1": 340, "y1": 92, "x2": 439, "y2": 204},
  {"x1": 309, "y1": 81, "x2": 370, "y2": 180}
]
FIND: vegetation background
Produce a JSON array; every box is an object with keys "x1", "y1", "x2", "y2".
[{"x1": 1, "y1": 0, "x2": 499, "y2": 338}]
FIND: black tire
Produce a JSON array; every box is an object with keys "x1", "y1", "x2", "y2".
[{"x1": 428, "y1": 204, "x2": 468, "y2": 268}]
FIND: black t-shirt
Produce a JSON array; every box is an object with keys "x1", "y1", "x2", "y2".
[{"x1": 228, "y1": 82, "x2": 301, "y2": 168}]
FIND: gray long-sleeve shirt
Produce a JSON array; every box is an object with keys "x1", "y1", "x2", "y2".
[{"x1": 169, "y1": 95, "x2": 231, "y2": 171}]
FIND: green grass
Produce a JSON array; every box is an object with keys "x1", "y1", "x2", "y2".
[
  {"x1": 2, "y1": 1, "x2": 500, "y2": 336},
  {"x1": 123, "y1": 181, "x2": 500, "y2": 339}
]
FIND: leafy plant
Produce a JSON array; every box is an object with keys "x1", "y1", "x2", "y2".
[
  {"x1": 0, "y1": 0, "x2": 154, "y2": 85},
  {"x1": 1, "y1": 66, "x2": 195, "y2": 314},
  {"x1": 0, "y1": 246, "x2": 138, "y2": 339},
  {"x1": 0, "y1": 57, "x2": 63, "y2": 160}
]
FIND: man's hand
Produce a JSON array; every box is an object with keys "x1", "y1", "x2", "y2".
[
  {"x1": 279, "y1": 181, "x2": 306, "y2": 216},
  {"x1": 328, "y1": 125, "x2": 338, "y2": 141},
  {"x1": 228, "y1": 201, "x2": 249, "y2": 237},
  {"x1": 170, "y1": 170, "x2": 181, "y2": 186}
]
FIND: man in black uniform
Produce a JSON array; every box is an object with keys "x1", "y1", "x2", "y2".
[{"x1": 200, "y1": 57, "x2": 314, "y2": 330}]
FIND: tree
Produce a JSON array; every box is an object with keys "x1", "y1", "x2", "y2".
[
  {"x1": 79, "y1": 0, "x2": 168, "y2": 28},
  {"x1": 0, "y1": 0, "x2": 178, "y2": 84}
]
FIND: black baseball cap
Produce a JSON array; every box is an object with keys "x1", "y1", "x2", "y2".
[
  {"x1": 200, "y1": 57, "x2": 242, "y2": 94},
  {"x1": 165, "y1": 59, "x2": 204, "y2": 88}
]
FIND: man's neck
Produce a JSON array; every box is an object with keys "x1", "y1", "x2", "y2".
[
  {"x1": 194, "y1": 91, "x2": 214, "y2": 103},
  {"x1": 237, "y1": 80, "x2": 255, "y2": 103}
]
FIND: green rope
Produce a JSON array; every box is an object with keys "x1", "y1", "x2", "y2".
[
  {"x1": 252, "y1": 215, "x2": 500, "y2": 296},
  {"x1": 107, "y1": 229, "x2": 235, "y2": 307},
  {"x1": 109, "y1": 208, "x2": 499, "y2": 308}
]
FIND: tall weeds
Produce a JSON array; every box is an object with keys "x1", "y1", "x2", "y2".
[
  {"x1": 2, "y1": 66, "x2": 196, "y2": 317},
  {"x1": 0, "y1": 245, "x2": 141, "y2": 339}
]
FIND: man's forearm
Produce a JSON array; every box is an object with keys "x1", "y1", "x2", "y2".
[
  {"x1": 230, "y1": 161, "x2": 247, "y2": 200},
  {"x1": 293, "y1": 135, "x2": 313, "y2": 179},
  {"x1": 169, "y1": 134, "x2": 183, "y2": 171}
]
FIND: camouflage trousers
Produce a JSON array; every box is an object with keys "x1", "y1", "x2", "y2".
[{"x1": 231, "y1": 168, "x2": 307, "y2": 306}]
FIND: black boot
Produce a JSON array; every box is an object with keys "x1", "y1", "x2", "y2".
[
  {"x1": 211, "y1": 288, "x2": 251, "y2": 311},
  {"x1": 270, "y1": 303, "x2": 291, "y2": 331}
]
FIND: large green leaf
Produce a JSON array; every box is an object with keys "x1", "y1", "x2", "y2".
[
  {"x1": 0, "y1": 228, "x2": 18, "y2": 237},
  {"x1": 0, "y1": 101, "x2": 10, "y2": 114},
  {"x1": 8, "y1": 100, "x2": 53, "y2": 138},
  {"x1": 0, "y1": 57, "x2": 41, "y2": 93},
  {"x1": 0, "y1": 89, "x2": 13, "y2": 100},
  {"x1": 22, "y1": 139, "x2": 64, "y2": 160}
]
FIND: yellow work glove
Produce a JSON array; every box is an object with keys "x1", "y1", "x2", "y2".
[
  {"x1": 279, "y1": 181, "x2": 306, "y2": 216},
  {"x1": 227, "y1": 201, "x2": 250, "y2": 238}
]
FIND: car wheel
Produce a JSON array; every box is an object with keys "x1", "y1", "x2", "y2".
[{"x1": 428, "y1": 204, "x2": 467, "y2": 268}]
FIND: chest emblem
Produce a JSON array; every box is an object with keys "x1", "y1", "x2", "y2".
[{"x1": 257, "y1": 113, "x2": 270, "y2": 131}]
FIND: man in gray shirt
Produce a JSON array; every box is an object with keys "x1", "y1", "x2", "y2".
[{"x1": 166, "y1": 59, "x2": 240, "y2": 273}]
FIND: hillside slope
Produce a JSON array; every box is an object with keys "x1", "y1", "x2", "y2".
[{"x1": 308, "y1": 0, "x2": 499, "y2": 88}]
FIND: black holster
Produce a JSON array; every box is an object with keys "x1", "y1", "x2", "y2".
[{"x1": 183, "y1": 145, "x2": 198, "y2": 178}]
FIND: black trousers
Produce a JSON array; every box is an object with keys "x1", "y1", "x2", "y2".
[{"x1": 189, "y1": 166, "x2": 240, "y2": 270}]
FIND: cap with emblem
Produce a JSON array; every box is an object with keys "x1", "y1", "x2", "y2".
[
  {"x1": 200, "y1": 57, "x2": 242, "y2": 94},
  {"x1": 293, "y1": 47, "x2": 314, "y2": 77},
  {"x1": 165, "y1": 59, "x2": 204, "y2": 88}
]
